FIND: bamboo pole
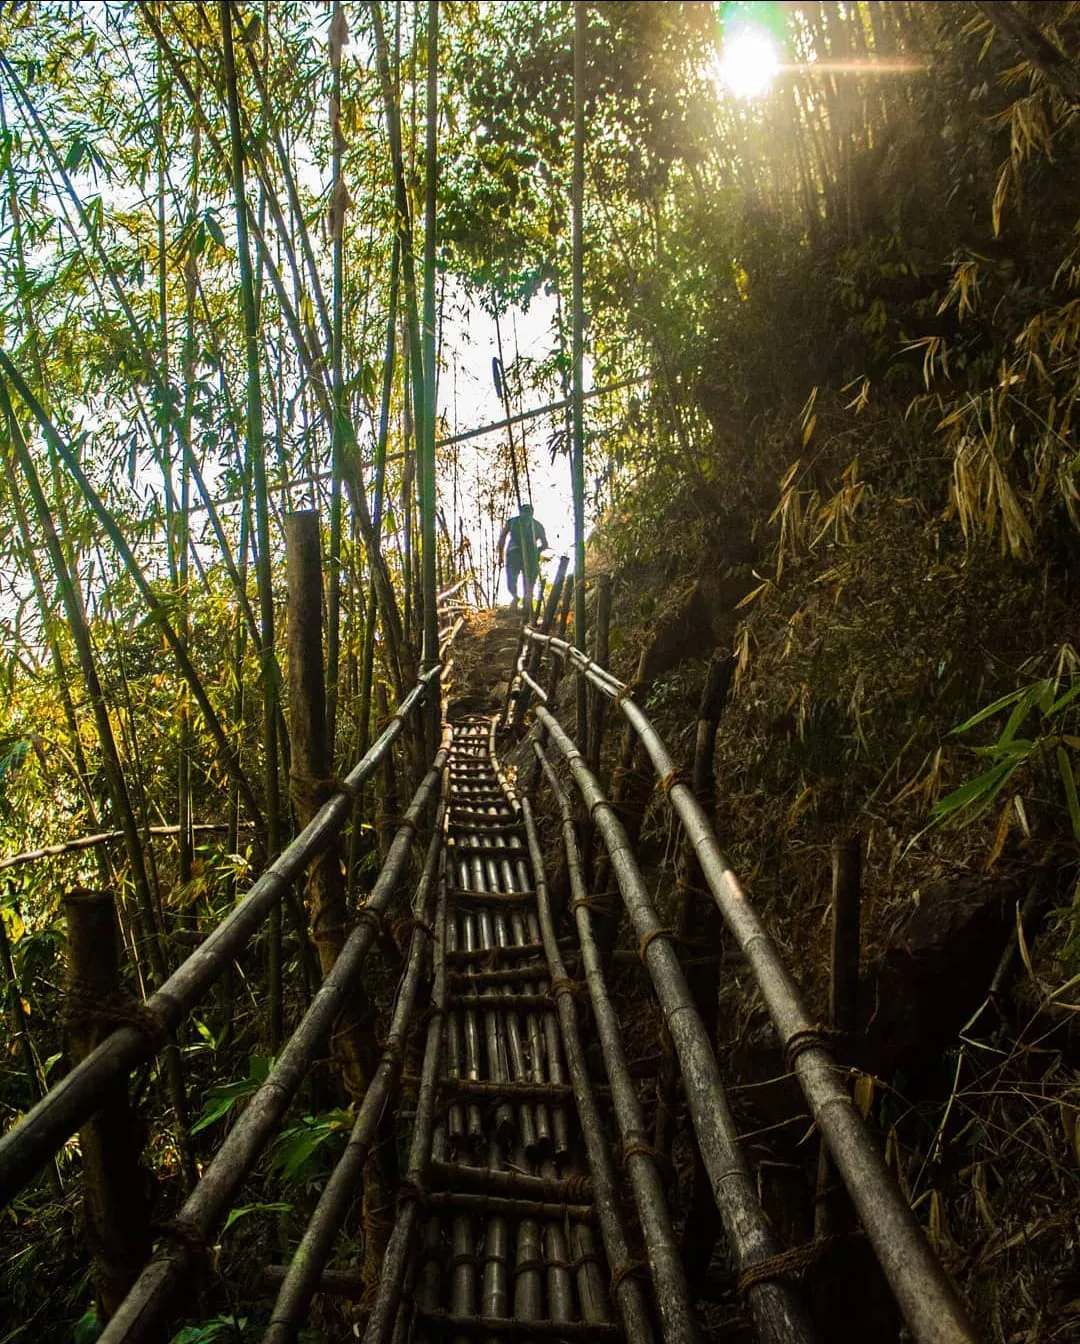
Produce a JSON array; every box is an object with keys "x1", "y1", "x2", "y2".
[
  {"x1": 359, "y1": 853, "x2": 449, "y2": 1344},
  {"x1": 522, "y1": 630, "x2": 977, "y2": 1344},
  {"x1": 220, "y1": 0, "x2": 283, "y2": 1047},
  {"x1": 420, "y1": 0, "x2": 441, "y2": 757},
  {"x1": 326, "y1": 0, "x2": 348, "y2": 755},
  {"x1": 571, "y1": 1, "x2": 588, "y2": 745},
  {"x1": 533, "y1": 704, "x2": 816, "y2": 1343},
  {"x1": 263, "y1": 806, "x2": 445, "y2": 1344},
  {"x1": 64, "y1": 890, "x2": 151, "y2": 1319},
  {"x1": 98, "y1": 736, "x2": 451, "y2": 1344},
  {"x1": 523, "y1": 779, "x2": 698, "y2": 1342},
  {"x1": 286, "y1": 511, "x2": 373, "y2": 1098},
  {"x1": 0, "y1": 667, "x2": 439, "y2": 1209}
]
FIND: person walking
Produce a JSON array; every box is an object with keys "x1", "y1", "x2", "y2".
[{"x1": 497, "y1": 503, "x2": 548, "y2": 610}]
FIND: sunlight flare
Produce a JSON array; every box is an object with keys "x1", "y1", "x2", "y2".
[{"x1": 717, "y1": 26, "x2": 780, "y2": 99}]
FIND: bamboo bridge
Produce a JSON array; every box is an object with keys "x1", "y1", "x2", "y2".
[{"x1": 0, "y1": 585, "x2": 978, "y2": 1344}]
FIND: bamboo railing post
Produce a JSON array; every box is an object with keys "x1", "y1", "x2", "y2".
[
  {"x1": 286, "y1": 512, "x2": 375, "y2": 1095},
  {"x1": 815, "y1": 834, "x2": 861, "y2": 1240},
  {"x1": 64, "y1": 889, "x2": 151, "y2": 1320}
]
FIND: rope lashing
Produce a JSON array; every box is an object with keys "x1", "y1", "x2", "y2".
[
  {"x1": 638, "y1": 925, "x2": 673, "y2": 962},
  {"x1": 617, "y1": 1134, "x2": 675, "y2": 1183},
  {"x1": 784, "y1": 1025, "x2": 841, "y2": 1068},
  {"x1": 62, "y1": 981, "x2": 168, "y2": 1050},
  {"x1": 549, "y1": 976, "x2": 585, "y2": 999},
  {"x1": 613, "y1": 679, "x2": 643, "y2": 705},
  {"x1": 737, "y1": 1235, "x2": 842, "y2": 1299},
  {"x1": 569, "y1": 895, "x2": 598, "y2": 913},
  {"x1": 151, "y1": 1216, "x2": 211, "y2": 1263},
  {"x1": 391, "y1": 914, "x2": 434, "y2": 946},
  {"x1": 659, "y1": 767, "x2": 690, "y2": 796},
  {"x1": 610, "y1": 1258, "x2": 649, "y2": 1296},
  {"x1": 288, "y1": 771, "x2": 358, "y2": 812}
]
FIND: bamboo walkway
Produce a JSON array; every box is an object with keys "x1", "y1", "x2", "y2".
[
  {"x1": 356, "y1": 716, "x2": 649, "y2": 1342},
  {"x1": 0, "y1": 603, "x2": 981, "y2": 1344}
]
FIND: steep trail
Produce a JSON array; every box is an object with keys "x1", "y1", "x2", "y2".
[{"x1": 361, "y1": 713, "x2": 649, "y2": 1339}]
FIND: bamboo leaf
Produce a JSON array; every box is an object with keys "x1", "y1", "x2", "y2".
[{"x1": 1057, "y1": 745, "x2": 1080, "y2": 844}]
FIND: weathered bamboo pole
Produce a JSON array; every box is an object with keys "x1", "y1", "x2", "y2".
[
  {"x1": 326, "y1": 0, "x2": 348, "y2": 753},
  {"x1": 534, "y1": 705, "x2": 816, "y2": 1342},
  {"x1": 0, "y1": 668, "x2": 439, "y2": 1209},
  {"x1": 523, "y1": 630, "x2": 977, "y2": 1344},
  {"x1": 286, "y1": 511, "x2": 374, "y2": 1097},
  {"x1": 420, "y1": 0, "x2": 441, "y2": 757},
  {"x1": 815, "y1": 835, "x2": 862, "y2": 1240},
  {"x1": 359, "y1": 864, "x2": 448, "y2": 1344},
  {"x1": 523, "y1": 779, "x2": 698, "y2": 1342},
  {"x1": 64, "y1": 891, "x2": 151, "y2": 1319},
  {"x1": 98, "y1": 738, "x2": 450, "y2": 1344},
  {"x1": 263, "y1": 809, "x2": 445, "y2": 1344},
  {"x1": 586, "y1": 573, "x2": 612, "y2": 775}
]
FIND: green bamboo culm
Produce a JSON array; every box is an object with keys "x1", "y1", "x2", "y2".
[
  {"x1": 421, "y1": 0, "x2": 440, "y2": 752},
  {"x1": 572, "y1": 0, "x2": 588, "y2": 744},
  {"x1": 220, "y1": 0, "x2": 283, "y2": 1049}
]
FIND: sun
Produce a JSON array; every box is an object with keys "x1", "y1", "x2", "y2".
[{"x1": 717, "y1": 26, "x2": 780, "y2": 100}]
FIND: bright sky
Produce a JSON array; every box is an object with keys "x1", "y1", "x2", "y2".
[{"x1": 437, "y1": 289, "x2": 583, "y2": 605}]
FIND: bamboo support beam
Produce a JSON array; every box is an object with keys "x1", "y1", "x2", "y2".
[{"x1": 523, "y1": 628, "x2": 977, "y2": 1344}]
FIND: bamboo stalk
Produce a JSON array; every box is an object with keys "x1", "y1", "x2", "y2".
[
  {"x1": 525, "y1": 764, "x2": 698, "y2": 1341},
  {"x1": 571, "y1": 1, "x2": 588, "y2": 745},
  {"x1": 523, "y1": 630, "x2": 977, "y2": 1344},
  {"x1": 0, "y1": 667, "x2": 439, "y2": 1208},
  {"x1": 263, "y1": 806, "x2": 445, "y2": 1344},
  {"x1": 220, "y1": 0, "x2": 283, "y2": 1047},
  {"x1": 535, "y1": 703, "x2": 816, "y2": 1343},
  {"x1": 359, "y1": 852, "x2": 449, "y2": 1344}
]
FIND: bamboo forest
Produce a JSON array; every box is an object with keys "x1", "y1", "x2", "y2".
[{"x1": 2, "y1": 2, "x2": 1080, "y2": 1341}]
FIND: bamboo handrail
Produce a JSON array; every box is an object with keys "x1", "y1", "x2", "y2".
[
  {"x1": 532, "y1": 707, "x2": 817, "y2": 1344},
  {"x1": 0, "y1": 665, "x2": 440, "y2": 1209},
  {"x1": 521, "y1": 628, "x2": 977, "y2": 1344},
  {"x1": 522, "y1": 786, "x2": 700, "y2": 1343},
  {"x1": 262, "y1": 798, "x2": 447, "y2": 1344},
  {"x1": 99, "y1": 735, "x2": 451, "y2": 1344}
]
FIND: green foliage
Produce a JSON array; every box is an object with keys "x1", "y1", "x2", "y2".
[
  {"x1": 191, "y1": 1057, "x2": 271, "y2": 1136},
  {"x1": 269, "y1": 1109, "x2": 351, "y2": 1188},
  {"x1": 933, "y1": 672, "x2": 1080, "y2": 839}
]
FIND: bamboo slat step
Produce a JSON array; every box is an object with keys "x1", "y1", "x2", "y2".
[
  {"x1": 413, "y1": 1311, "x2": 621, "y2": 1339},
  {"x1": 439, "y1": 1078, "x2": 573, "y2": 1101},
  {"x1": 445, "y1": 817, "x2": 523, "y2": 827},
  {"x1": 447, "y1": 963, "x2": 550, "y2": 986},
  {"x1": 423, "y1": 1190, "x2": 596, "y2": 1222},
  {"x1": 447, "y1": 887, "x2": 535, "y2": 905},
  {"x1": 445, "y1": 939, "x2": 571, "y2": 966},
  {"x1": 448, "y1": 809, "x2": 517, "y2": 826},
  {"x1": 426, "y1": 1159, "x2": 592, "y2": 1203},
  {"x1": 448, "y1": 842, "x2": 529, "y2": 858},
  {"x1": 446, "y1": 991, "x2": 553, "y2": 1010}
]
